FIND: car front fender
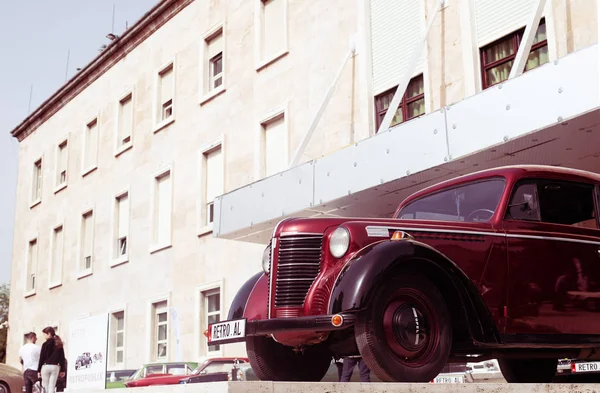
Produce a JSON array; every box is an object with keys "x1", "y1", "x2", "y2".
[
  {"x1": 328, "y1": 239, "x2": 500, "y2": 344},
  {"x1": 228, "y1": 271, "x2": 267, "y2": 321}
]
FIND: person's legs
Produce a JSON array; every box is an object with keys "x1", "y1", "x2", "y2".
[
  {"x1": 358, "y1": 359, "x2": 371, "y2": 382},
  {"x1": 340, "y1": 358, "x2": 358, "y2": 382},
  {"x1": 44, "y1": 365, "x2": 60, "y2": 393},
  {"x1": 23, "y1": 369, "x2": 37, "y2": 393}
]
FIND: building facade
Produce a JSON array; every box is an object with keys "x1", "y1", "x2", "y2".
[{"x1": 7, "y1": 0, "x2": 598, "y2": 373}]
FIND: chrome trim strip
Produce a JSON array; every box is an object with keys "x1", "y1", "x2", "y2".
[
  {"x1": 365, "y1": 225, "x2": 600, "y2": 246},
  {"x1": 280, "y1": 232, "x2": 323, "y2": 237}
]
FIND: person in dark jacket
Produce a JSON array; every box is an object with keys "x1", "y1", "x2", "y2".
[{"x1": 37, "y1": 327, "x2": 66, "y2": 393}]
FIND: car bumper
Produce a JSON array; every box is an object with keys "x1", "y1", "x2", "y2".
[{"x1": 207, "y1": 313, "x2": 357, "y2": 345}]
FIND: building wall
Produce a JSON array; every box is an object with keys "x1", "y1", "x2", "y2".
[
  {"x1": 7, "y1": 0, "x2": 599, "y2": 373},
  {"x1": 7, "y1": 0, "x2": 366, "y2": 370}
]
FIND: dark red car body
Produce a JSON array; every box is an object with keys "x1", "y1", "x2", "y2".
[{"x1": 212, "y1": 165, "x2": 600, "y2": 383}]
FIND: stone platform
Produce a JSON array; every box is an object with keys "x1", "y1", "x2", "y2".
[{"x1": 81, "y1": 382, "x2": 600, "y2": 393}]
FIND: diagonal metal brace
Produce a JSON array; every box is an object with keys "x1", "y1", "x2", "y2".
[
  {"x1": 376, "y1": 0, "x2": 443, "y2": 134},
  {"x1": 508, "y1": 0, "x2": 546, "y2": 79},
  {"x1": 289, "y1": 40, "x2": 356, "y2": 169}
]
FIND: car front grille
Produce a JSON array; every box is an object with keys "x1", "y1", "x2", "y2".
[{"x1": 274, "y1": 234, "x2": 323, "y2": 308}]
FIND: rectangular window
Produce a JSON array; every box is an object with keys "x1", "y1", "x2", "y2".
[
  {"x1": 50, "y1": 225, "x2": 64, "y2": 287},
  {"x1": 258, "y1": 0, "x2": 287, "y2": 64},
  {"x1": 83, "y1": 119, "x2": 98, "y2": 173},
  {"x1": 374, "y1": 75, "x2": 425, "y2": 130},
  {"x1": 80, "y1": 210, "x2": 94, "y2": 273},
  {"x1": 117, "y1": 94, "x2": 133, "y2": 151},
  {"x1": 204, "y1": 146, "x2": 224, "y2": 226},
  {"x1": 26, "y1": 238, "x2": 38, "y2": 293},
  {"x1": 152, "y1": 170, "x2": 172, "y2": 249},
  {"x1": 481, "y1": 19, "x2": 548, "y2": 89},
  {"x1": 114, "y1": 192, "x2": 129, "y2": 261},
  {"x1": 202, "y1": 289, "x2": 221, "y2": 353},
  {"x1": 110, "y1": 311, "x2": 125, "y2": 366},
  {"x1": 207, "y1": 31, "x2": 223, "y2": 91},
  {"x1": 153, "y1": 301, "x2": 168, "y2": 360},
  {"x1": 261, "y1": 114, "x2": 287, "y2": 177},
  {"x1": 32, "y1": 159, "x2": 42, "y2": 203},
  {"x1": 55, "y1": 140, "x2": 68, "y2": 188},
  {"x1": 156, "y1": 64, "x2": 174, "y2": 125}
]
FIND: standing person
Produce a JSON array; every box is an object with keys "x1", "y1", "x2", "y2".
[
  {"x1": 340, "y1": 356, "x2": 371, "y2": 382},
  {"x1": 37, "y1": 327, "x2": 66, "y2": 393},
  {"x1": 19, "y1": 332, "x2": 41, "y2": 393}
]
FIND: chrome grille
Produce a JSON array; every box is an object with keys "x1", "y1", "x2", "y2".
[{"x1": 274, "y1": 234, "x2": 323, "y2": 308}]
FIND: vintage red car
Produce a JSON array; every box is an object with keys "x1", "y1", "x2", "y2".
[
  {"x1": 124, "y1": 358, "x2": 247, "y2": 387},
  {"x1": 207, "y1": 165, "x2": 600, "y2": 383}
]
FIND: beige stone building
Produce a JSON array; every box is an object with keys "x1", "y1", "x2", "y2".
[{"x1": 6, "y1": 0, "x2": 598, "y2": 374}]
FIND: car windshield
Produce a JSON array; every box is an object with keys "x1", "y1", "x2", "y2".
[{"x1": 396, "y1": 178, "x2": 506, "y2": 223}]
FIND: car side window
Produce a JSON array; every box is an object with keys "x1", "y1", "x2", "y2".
[{"x1": 507, "y1": 179, "x2": 598, "y2": 228}]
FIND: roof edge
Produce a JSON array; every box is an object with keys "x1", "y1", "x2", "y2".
[{"x1": 10, "y1": 0, "x2": 193, "y2": 142}]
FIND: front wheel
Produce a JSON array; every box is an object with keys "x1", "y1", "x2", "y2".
[
  {"x1": 355, "y1": 274, "x2": 452, "y2": 382},
  {"x1": 246, "y1": 335, "x2": 331, "y2": 381},
  {"x1": 499, "y1": 358, "x2": 558, "y2": 382}
]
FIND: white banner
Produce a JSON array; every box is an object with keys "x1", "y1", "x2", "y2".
[{"x1": 66, "y1": 314, "x2": 109, "y2": 390}]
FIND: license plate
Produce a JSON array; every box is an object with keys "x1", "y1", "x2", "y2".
[
  {"x1": 574, "y1": 362, "x2": 600, "y2": 373},
  {"x1": 433, "y1": 375, "x2": 464, "y2": 383},
  {"x1": 208, "y1": 319, "x2": 246, "y2": 344}
]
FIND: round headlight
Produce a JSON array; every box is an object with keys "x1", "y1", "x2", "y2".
[
  {"x1": 262, "y1": 244, "x2": 271, "y2": 274},
  {"x1": 329, "y1": 227, "x2": 350, "y2": 258}
]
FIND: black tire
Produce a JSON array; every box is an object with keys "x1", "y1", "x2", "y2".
[
  {"x1": 0, "y1": 382, "x2": 9, "y2": 393},
  {"x1": 499, "y1": 358, "x2": 558, "y2": 383},
  {"x1": 246, "y1": 335, "x2": 331, "y2": 381},
  {"x1": 355, "y1": 274, "x2": 452, "y2": 382}
]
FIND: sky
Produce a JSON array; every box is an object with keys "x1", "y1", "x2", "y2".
[{"x1": 0, "y1": 0, "x2": 160, "y2": 285}]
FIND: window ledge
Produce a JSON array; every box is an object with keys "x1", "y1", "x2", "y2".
[
  {"x1": 256, "y1": 50, "x2": 289, "y2": 72},
  {"x1": 48, "y1": 282, "x2": 62, "y2": 290},
  {"x1": 115, "y1": 143, "x2": 133, "y2": 158},
  {"x1": 24, "y1": 290, "x2": 36, "y2": 298},
  {"x1": 82, "y1": 166, "x2": 98, "y2": 178},
  {"x1": 111, "y1": 256, "x2": 129, "y2": 268},
  {"x1": 77, "y1": 270, "x2": 93, "y2": 280},
  {"x1": 198, "y1": 225, "x2": 213, "y2": 237},
  {"x1": 30, "y1": 199, "x2": 41, "y2": 209},
  {"x1": 149, "y1": 243, "x2": 172, "y2": 254},
  {"x1": 199, "y1": 86, "x2": 226, "y2": 106},
  {"x1": 54, "y1": 183, "x2": 68, "y2": 194},
  {"x1": 153, "y1": 117, "x2": 175, "y2": 134}
]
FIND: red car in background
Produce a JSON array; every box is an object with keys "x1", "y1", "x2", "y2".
[{"x1": 124, "y1": 358, "x2": 248, "y2": 387}]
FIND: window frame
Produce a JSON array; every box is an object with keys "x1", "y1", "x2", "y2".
[
  {"x1": 81, "y1": 116, "x2": 100, "y2": 177},
  {"x1": 149, "y1": 164, "x2": 173, "y2": 254},
  {"x1": 255, "y1": 104, "x2": 289, "y2": 180},
  {"x1": 198, "y1": 138, "x2": 225, "y2": 236},
  {"x1": 48, "y1": 222, "x2": 65, "y2": 289},
  {"x1": 374, "y1": 74, "x2": 426, "y2": 131},
  {"x1": 54, "y1": 135, "x2": 70, "y2": 193},
  {"x1": 24, "y1": 234, "x2": 39, "y2": 297},
  {"x1": 30, "y1": 156, "x2": 43, "y2": 208},
  {"x1": 480, "y1": 18, "x2": 548, "y2": 90},
  {"x1": 111, "y1": 188, "x2": 130, "y2": 267},
  {"x1": 153, "y1": 59, "x2": 176, "y2": 133},
  {"x1": 196, "y1": 280, "x2": 224, "y2": 358},
  {"x1": 254, "y1": 0, "x2": 289, "y2": 71},
  {"x1": 151, "y1": 300, "x2": 169, "y2": 362},
  {"x1": 114, "y1": 89, "x2": 135, "y2": 157},
  {"x1": 78, "y1": 206, "x2": 95, "y2": 279},
  {"x1": 199, "y1": 22, "x2": 226, "y2": 105},
  {"x1": 109, "y1": 309, "x2": 126, "y2": 368},
  {"x1": 503, "y1": 177, "x2": 600, "y2": 230}
]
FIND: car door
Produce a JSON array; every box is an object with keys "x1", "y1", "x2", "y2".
[{"x1": 503, "y1": 177, "x2": 600, "y2": 338}]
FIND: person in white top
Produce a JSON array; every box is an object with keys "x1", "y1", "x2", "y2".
[{"x1": 19, "y1": 332, "x2": 41, "y2": 393}]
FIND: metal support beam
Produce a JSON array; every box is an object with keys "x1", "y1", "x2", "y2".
[
  {"x1": 289, "y1": 40, "x2": 356, "y2": 168},
  {"x1": 376, "y1": 0, "x2": 443, "y2": 134},
  {"x1": 508, "y1": 0, "x2": 546, "y2": 79}
]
